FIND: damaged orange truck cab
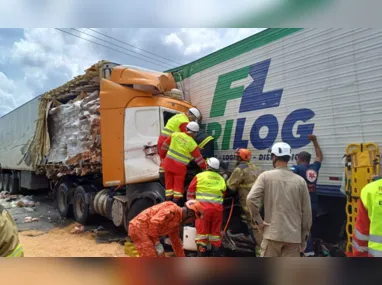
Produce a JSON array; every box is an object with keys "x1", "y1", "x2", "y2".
[{"x1": 99, "y1": 65, "x2": 193, "y2": 188}]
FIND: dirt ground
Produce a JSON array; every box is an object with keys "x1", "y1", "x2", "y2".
[{"x1": 19, "y1": 223, "x2": 127, "y2": 257}]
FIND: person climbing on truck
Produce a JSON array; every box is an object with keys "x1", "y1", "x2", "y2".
[
  {"x1": 187, "y1": 157, "x2": 227, "y2": 257},
  {"x1": 128, "y1": 200, "x2": 204, "y2": 257},
  {"x1": 247, "y1": 142, "x2": 312, "y2": 257},
  {"x1": 161, "y1": 125, "x2": 214, "y2": 188},
  {"x1": 0, "y1": 205, "x2": 24, "y2": 257},
  {"x1": 160, "y1": 122, "x2": 207, "y2": 204},
  {"x1": 226, "y1": 148, "x2": 263, "y2": 255},
  {"x1": 290, "y1": 134, "x2": 323, "y2": 257},
  {"x1": 158, "y1": 108, "x2": 202, "y2": 182}
]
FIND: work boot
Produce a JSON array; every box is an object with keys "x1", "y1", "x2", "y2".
[
  {"x1": 211, "y1": 246, "x2": 224, "y2": 257},
  {"x1": 197, "y1": 245, "x2": 209, "y2": 257}
]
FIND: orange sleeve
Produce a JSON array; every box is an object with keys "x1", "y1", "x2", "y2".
[
  {"x1": 191, "y1": 147, "x2": 206, "y2": 169},
  {"x1": 168, "y1": 227, "x2": 185, "y2": 257},
  {"x1": 186, "y1": 176, "x2": 198, "y2": 200},
  {"x1": 352, "y1": 199, "x2": 370, "y2": 257}
]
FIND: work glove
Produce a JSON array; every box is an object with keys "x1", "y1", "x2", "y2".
[{"x1": 155, "y1": 242, "x2": 165, "y2": 257}]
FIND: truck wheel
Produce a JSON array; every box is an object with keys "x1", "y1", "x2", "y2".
[
  {"x1": 56, "y1": 182, "x2": 73, "y2": 218},
  {"x1": 9, "y1": 175, "x2": 20, "y2": 195},
  {"x1": 73, "y1": 186, "x2": 91, "y2": 225},
  {"x1": 124, "y1": 198, "x2": 154, "y2": 234}
]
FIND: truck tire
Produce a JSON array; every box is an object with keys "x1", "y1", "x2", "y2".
[
  {"x1": 0, "y1": 173, "x2": 4, "y2": 191},
  {"x1": 73, "y1": 186, "x2": 91, "y2": 225},
  {"x1": 9, "y1": 175, "x2": 20, "y2": 195},
  {"x1": 57, "y1": 182, "x2": 73, "y2": 218},
  {"x1": 124, "y1": 198, "x2": 154, "y2": 234}
]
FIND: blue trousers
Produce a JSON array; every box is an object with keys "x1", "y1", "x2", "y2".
[{"x1": 305, "y1": 206, "x2": 317, "y2": 255}]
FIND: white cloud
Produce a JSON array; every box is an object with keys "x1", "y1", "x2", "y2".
[
  {"x1": 0, "y1": 28, "x2": 264, "y2": 116},
  {"x1": 0, "y1": 72, "x2": 17, "y2": 115},
  {"x1": 164, "y1": 33, "x2": 184, "y2": 49},
  {"x1": 162, "y1": 28, "x2": 265, "y2": 57},
  {"x1": 12, "y1": 28, "x2": 101, "y2": 87}
]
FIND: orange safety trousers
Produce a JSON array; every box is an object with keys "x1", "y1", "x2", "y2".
[
  {"x1": 163, "y1": 156, "x2": 188, "y2": 201},
  {"x1": 129, "y1": 224, "x2": 165, "y2": 257},
  {"x1": 165, "y1": 168, "x2": 186, "y2": 201},
  {"x1": 195, "y1": 207, "x2": 223, "y2": 248}
]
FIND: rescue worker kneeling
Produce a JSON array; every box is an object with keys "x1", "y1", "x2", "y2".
[
  {"x1": 0, "y1": 205, "x2": 24, "y2": 257},
  {"x1": 187, "y1": 157, "x2": 227, "y2": 257},
  {"x1": 128, "y1": 200, "x2": 204, "y2": 257},
  {"x1": 160, "y1": 122, "x2": 206, "y2": 204}
]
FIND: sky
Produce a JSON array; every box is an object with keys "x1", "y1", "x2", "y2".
[{"x1": 0, "y1": 28, "x2": 265, "y2": 117}]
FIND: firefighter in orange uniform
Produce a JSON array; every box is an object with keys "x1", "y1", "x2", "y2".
[
  {"x1": 128, "y1": 200, "x2": 205, "y2": 257},
  {"x1": 352, "y1": 176, "x2": 382, "y2": 257},
  {"x1": 158, "y1": 108, "x2": 201, "y2": 179},
  {"x1": 187, "y1": 157, "x2": 227, "y2": 257},
  {"x1": 160, "y1": 122, "x2": 207, "y2": 203}
]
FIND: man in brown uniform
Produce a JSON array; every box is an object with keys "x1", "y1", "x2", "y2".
[
  {"x1": 226, "y1": 148, "x2": 263, "y2": 252},
  {"x1": 0, "y1": 205, "x2": 24, "y2": 257},
  {"x1": 246, "y1": 142, "x2": 312, "y2": 257}
]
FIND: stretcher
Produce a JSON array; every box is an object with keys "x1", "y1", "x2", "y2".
[{"x1": 344, "y1": 143, "x2": 380, "y2": 255}]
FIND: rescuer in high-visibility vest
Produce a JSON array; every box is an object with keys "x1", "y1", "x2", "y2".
[
  {"x1": 187, "y1": 157, "x2": 227, "y2": 257},
  {"x1": 352, "y1": 178, "x2": 382, "y2": 257},
  {"x1": 226, "y1": 148, "x2": 263, "y2": 254},
  {"x1": 160, "y1": 122, "x2": 207, "y2": 204},
  {"x1": 0, "y1": 205, "x2": 24, "y2": 257},
  {"x1": 157, "y1": 108, "x2": 202, "y2": 181},
  {"x1": 160, "y1": 129, "x2": 214, "y2": 188}
]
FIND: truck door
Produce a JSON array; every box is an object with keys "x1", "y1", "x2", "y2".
[{"x1": 124, "y1": 107, "x2": 161, "y2": 184}]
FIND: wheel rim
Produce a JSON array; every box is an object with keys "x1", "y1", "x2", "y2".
[{"x1": 75, "y1": 194, "x2": 85, "y2": 217}]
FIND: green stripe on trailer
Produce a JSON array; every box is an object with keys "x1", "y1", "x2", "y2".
[{"x1": 167, "y1": 28, "x2": 303, "y2": 81}]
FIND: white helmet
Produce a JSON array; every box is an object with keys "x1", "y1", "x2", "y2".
[
  {"x1": 271, "y1": 142, "x2": 292, "y2": 157},
  {"x1": 186, "y1": 122, "x2": 200, "y2": 133},
  {"x1": 188, "y1": 108, "x2": 201, "y2": 121},
  {"x1": 206, "y1": 157, "x2": 220, "y2": 171}
]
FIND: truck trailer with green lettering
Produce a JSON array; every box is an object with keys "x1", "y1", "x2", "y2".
[{"x1": 168, "y1": 28, "x2": 382, "y2": 244}]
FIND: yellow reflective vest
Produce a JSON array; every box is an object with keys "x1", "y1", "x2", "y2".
[
  {"x1": 166, "y1": 132, "x2": 198, "y2": 165},
  {"x1": 161, "y1": 114, "x2": 189, "y2": 137},
  {"x1": 193, "y1": 171, "x2": 226, "y2": 205},
  {"x1": 360, "y1": 179, "x2": 382, "y2": 257}
]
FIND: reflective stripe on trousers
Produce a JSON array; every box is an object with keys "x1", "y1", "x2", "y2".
[
  {"x1": 209, "y1": 235, "x2": 221, "y2": 242},
  {"x1": 165, "y1": 189, "x2": 174, "y2": 197},
  {"x1": 195, "y1": 234, "x2": 209, "y2": 241},
  {"x1": 7, "y1": 244, "x2": 24, "y2": 258}
]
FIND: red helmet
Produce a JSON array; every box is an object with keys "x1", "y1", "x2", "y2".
[
  {"x1": 185, "y1": 200, "x2": 204, "y2": 219},
  {"x1": 236, "y1": 148, "x2": 252, "y2": 161}
]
